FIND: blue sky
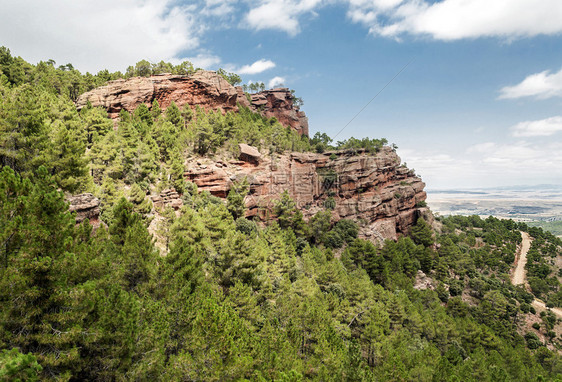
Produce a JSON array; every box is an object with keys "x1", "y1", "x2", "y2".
[{"x1": 2, "y1": 0, "x2": 562, "y2": 189}]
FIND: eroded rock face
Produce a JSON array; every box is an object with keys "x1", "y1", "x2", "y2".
[
  {"x1": 251, "y1": 88, "x2": 309, "y2": 136},
  {"x1": 68, "y1": 193, "x2": 101, "y2": 228},
  {"x1": 185, "y1": 146, "x2": 427, "y2": 241},
  {"x1": 76, "y1": 72, "x2": 308, "y2": 135},
  {"x1": 151, "y1": 189, "x2": 183, "y2": 210}
]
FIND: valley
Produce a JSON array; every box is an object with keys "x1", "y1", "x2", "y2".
[{"x1": 427, "y1": 187, "x2": 562, "y2": 236}]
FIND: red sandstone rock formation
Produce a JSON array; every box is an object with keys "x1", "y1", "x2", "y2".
[
  {"x1": 239, "y1": 143, "x2": 261, "y2": 164},
  {"x1": 76, "y1": 71, "x2": 308, "y2": 135},
  {"x1": 185, "y1": 146, "x2": 427, "y2": 241},
  {"x1": 251, "y1": 89, "x2": 308, "y2": 136}
]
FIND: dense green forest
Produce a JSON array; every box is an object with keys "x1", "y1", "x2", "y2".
[{"x1": 1, "y1": 48, "x2": 562, "y2": 381}]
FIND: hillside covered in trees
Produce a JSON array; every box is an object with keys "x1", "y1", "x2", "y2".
[{"x1": 1, "y1": 48, "x2": 562, "y2": 381}]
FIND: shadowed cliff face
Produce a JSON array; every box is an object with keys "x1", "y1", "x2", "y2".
[
  {"x1": 186, "y1": 146, "x2": 428, "y2": 241},
  {"x1": 76, "y1": 71, "x2": 308, "y2": 136}
]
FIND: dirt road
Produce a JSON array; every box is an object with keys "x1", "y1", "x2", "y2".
[
  {"x1": 532, "y1": 299, "x2": 562, "y2": 318},
  {"x1": 511, "y1": 231, "x2": 562, "y2": 319},
  {"x1": 511, "y1": 231, "x2": 532, "y2": 287}
]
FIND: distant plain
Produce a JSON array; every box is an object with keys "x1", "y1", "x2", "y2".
[{"x1": 426, "y1": 185, "x2": 562, "y2": 236}]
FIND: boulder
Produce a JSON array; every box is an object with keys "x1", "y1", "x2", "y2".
[{"x1": 239, "y1": 144, "x2": 261, "y2": 164}]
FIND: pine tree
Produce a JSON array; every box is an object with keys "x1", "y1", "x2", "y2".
[
  {"x1": 411, "y1": 218, "x2": 434, "y2": 247},
  {"x1": 169, "y1": 147, "x2": 186, "y2": 194},
  {"x1": 129, "y1": 183, "x2": 152, "y2": 216},
  {"x1": 0, "y1": 167, "x2": 83, "y2": 380},
  {"x1": 227, "y1": 178, "x2": 249, "y2": 220},
  {"x1": 0, "y1": 85, "x2": 49, "y2": 175},
  {"x1": 80, "y1": 105, "x2": 112, "y2": 147},
  {"x1": 49, "y1": 121, "x2": 90, "y2": 192},
  {"x1": 134, "y1": 103, "x2": 153, "y2": 128},
  {"x1": 151, "y1": 99, "x2": 162, "y2": 119},
  {"x1": 0, "y1": 348, "x2": 42, "y2": 381},
  {"x1": 274, "y1": 190, "x2": 297, "y2": 229},
  {"x1": 165, "y1": 101, "x2": 182, "y2": 128}
]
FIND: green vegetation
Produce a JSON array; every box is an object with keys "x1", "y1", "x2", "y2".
[
  {"x1": 2, "y1": 167, "x2": 562, "y2": 380},
  {"x1": 310, "y1": 132, "x2": 388, "y2": 154},
  {"x1": 1, "y1": 48, "x2": 561, "y2": 380},
  {"x1": 528, "y1": 220, "x2": 562, "y2": 238}
]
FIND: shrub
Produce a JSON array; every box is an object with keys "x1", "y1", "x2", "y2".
[
  {"x1": 235, "y1": 217, "x2": 257, "y2": 235},
  {"x1": 448, "y1": 279, "x2": 464, "y2": 297},
  {"x1": 323, "y1": 230, "x2": 344, "y2": 249},
  {"x1": 532, "y1": 322, "x2": 540, "y2": 330},
  {"x1": 334, "y1": 219, "x2": 359, "y2": 244},
  {"x1": 524, "y1": 332, "x2": 542, "y2": 349},
  {"x1": 323, "y1": 196, "x2": 336, "y2": 210}
]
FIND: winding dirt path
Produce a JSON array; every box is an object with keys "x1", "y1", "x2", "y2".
[
  {"x1": 512, "y1": 231, "x2": 532, "y2": 287},
  {"x1": 511, "y1": 232, "x2": 562, "y2": 319}
]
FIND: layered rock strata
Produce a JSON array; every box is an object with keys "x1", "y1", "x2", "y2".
[
  {"x1": 250, "y1": 89, "x2": 308, "y2": 135},
  {"x1": 185, "y1": 146, "x2": 427, "y2": 241},
  {"x1": 151, "y1": 189, "x2": 183, "y2": 210},
  {"x1": 76, "y1": 71, "x2": 308, "y2": 136}
]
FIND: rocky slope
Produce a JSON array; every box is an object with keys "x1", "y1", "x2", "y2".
[
  {"x1": 186, "y1": 146, "x2": 428, "y2": 241},
  {"x1": 76, "y1": 71, "x2": 308, "y2": 136}
]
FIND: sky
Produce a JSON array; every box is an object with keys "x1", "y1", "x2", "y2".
[{"x1": 1, "y1": 0, "x2": 562, "y2": 189}]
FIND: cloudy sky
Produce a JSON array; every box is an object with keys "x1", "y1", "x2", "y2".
[{"x1": 2, "y1": 0, "x2": 562, "y2": 189}]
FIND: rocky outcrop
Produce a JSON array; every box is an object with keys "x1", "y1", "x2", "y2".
[
  {"x1": 251, "y1": 89, "x2": 308, "y2": 136},
  {"x1": 76, "y1": 71, "x2": 308, "y2": 135},
  {"x1": 239, "y1": 143, "x2": 261, "y2": 164},
  {"x1": 151, "y1": 189, "x2": 183, "y2": 210},
  {"x1": 185, "y1": 146, "x2": 427, "y2": 241},
  {"x1": 68, "y1": 193, "x2": 101, "y2": 227},
  {"x1": 413, "y1": 270, "x2": 436, "y2": 291},
  {"x1": 76, "y1": 72, "x2": 247, "y2": 119}
]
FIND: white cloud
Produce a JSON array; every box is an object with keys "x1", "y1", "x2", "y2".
[
  {"x1": 245, "y1": 0, "x2": 323, "y2": 36},
  {"x1": 202, "y1": 0, "x2": 237, "y2": 17},
  {"x1": 466, "y1": 141, "x2": 559, "y2": 171},
  {"x1": 0, "y1": 0, "x2": 203, "y2": 73},
  {"x1": 268, "y1": 76, "x2": 286, "y2": 88},
  {"x1": 397, "y1": 148, "x2": 477, "y2": 189},
  {"x1": 346, "y1": 0, "x2": 562, "y2": 41},
  {"x1": 400, "y1": 139, "x2": 562, "y2": 189},
  {"x1": 236, "y1": 59, "x2": 276, "y2": 74},
  {"x1": 499, "y1": 68, "x2": 562, "y2": 100},
  {"x1": 189, "y1": 53, "x2": 222, "y2": 69},
  {"x1": 511, "y1": 116, "x2": 562, "y2": 137}
]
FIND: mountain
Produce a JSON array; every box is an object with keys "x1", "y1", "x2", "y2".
[
  {"x1": 1, "y1": 49, "x2": 561, "y2": 381},
  {"x1": 74, "y1": 70, "x2": 427, "y2": 242}
]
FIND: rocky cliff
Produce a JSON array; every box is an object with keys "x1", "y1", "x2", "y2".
[
  {"x1": 185, "y1": 146, "x2": 428, "y2": 241},
  {"x1": 76, "y1": 71, "x2": 308, "y2": 136}
]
